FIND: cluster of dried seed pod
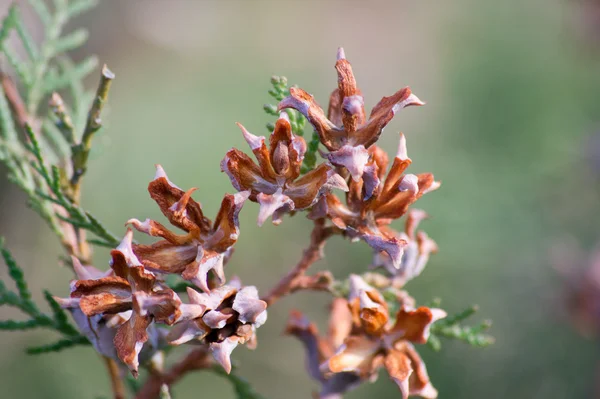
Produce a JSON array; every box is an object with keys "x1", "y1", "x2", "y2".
[{"x1": 59, "y1": 48, "x2": 444, "y2": 398}]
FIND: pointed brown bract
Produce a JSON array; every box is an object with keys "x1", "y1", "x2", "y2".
[
  {"x1": 279, "y1": 48, "x2": 424, "y2": 181},
  {"x1": 128, "y1": 165, "x2": 249, "y2": 292},
  {"x1": 222, "y1": 114, "x2": 346, "y2": 226}
]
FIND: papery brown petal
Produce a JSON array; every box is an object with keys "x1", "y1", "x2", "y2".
[
  {"x1": 110, "y1": 239, "x2": 157, "y2": 293},
  {"x1": 221, "y1": 149, "x2": 278, "y2": 196},
  {"x1": 127, "y1": 218, "x2": 192, "y2": 246},
  {"x1": 392, "y1": 306, "x2": 446, "y2": 344},
  {"x1": 380, "y1": 134, "x2": 412, "y2": 199},
  {"x1": 362, "y1": 160, "x2": 381, "y2": 201},
  {"x1": 256, "y1": 190, "x2": 295, "y2": 227},
  {"x1": 335, "y1": 49, "x2": 365, "y2": 133},
  {"x1": 182, "y1": 249, "x2": 226, "y2": 293},
  {"x1": 325, "y1": 336, "x2": 380, "y2": 376},
  {"x1": 167, "y1": 319, "x2": 209, "y2": 345},
  {"x1": 71, "y1": 276, "x2": 130, "y2": 298},
  {"x1": 269, "y1": 113, "x2": 308, "y2": 181},
  {"x1": 327, "y1": 88, "x2": 343, "y2": 127},
  {"x1": 312, "y1": 193, "x2": 352, "y2": 229},
  {"x1": 278, "y1": 87, "x2": 341, "y2": 150},
  {"x1": 348, "y1": 274, "x2": 376, "y2": 302},
  {"x1": 133, "y1": 241, "x2": 198, "y2": 274},
  {"x1": 186, "y1": 285, "x2": 237, "y2": 311},
  {"x1": 354, "y1": 88, "x2": 424, "y2": 148},
  {"x1": 369, "y1": 145, "x2": 389, "y2": 180},
  {"x1": 209, "y1": 191, "x2": 250, "y2": 251},
  {"x1": 79, "y1": 293, "x2": 132, "y2": 316},
  {"x1": 133, "y1": 290, "x2": 181, "y2": 325},
  {"x1": 210, "y1": 337, "x2": 239, "y2": 374},
  {"x1": 237, "y1": 122, "x2": 277, "y2": 180},
  {"x1": 327, "y1": 144, "x2": 370, "y2": 182},
  {"x1": 359, "y1": 291, "x2": 389, "y2": 335},
  {"x1": 362, "y1": 234, "x2": 408, "y2": 269},
  {"x1": 284, "y1": 163, "x2": 331, "y2": 209},
  {"x1": 346, "y1": 175, "x2": 364, "y2": 213},
  {"x1": 114, "y1": 312, "x2": 151, "y2": 376},
  {"x1": 232, "y1": 286, "x2": 267, "y2": 324},
  {"x1": 384, "y1": 349, "x2": 412, "y2": 399},
  {"x1": 373, "y1": 175, "x2": 419, "y2": 221},
  {"x1": 110, "y1": 229, "x2": 144, "y2": 270},
  {"x1": 203, "y1": 309, "x2": 234, "y2": 329},
  {"x1": 402, "y1": 343, "x2": 439, "y2": 398},
  {"x1": 269, "y1": 113, "x2": 303, "y2": 179},
  {"x1": 416, "y1": 173, "x2": 440, "y2": 197},
  {"x1": 71, "y1": 256, "x2": 111, "y2": 280},
  {"x1": 149, "y1": 165, "x2": 210, "y2": 234},
  {"x1": 328, "y1": 298, "x2": 353, "y2": 349}
]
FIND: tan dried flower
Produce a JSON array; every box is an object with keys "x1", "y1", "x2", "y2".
[
  {"x1": 287, "y1": 275, "x2": 445, "y2": 398},
  {"x1": 221, "y1": 113, "x2": 347, "y2": 226},
  {"x1": 311, "y1": 136, "x2": 439, "y2": 269},
  {"x1": 127, "y1": 165, "x2": 249, "y2": 292},
  {"x1": 61, "y1": 231, "x2": 200, "y2": 376},
  {"x1": 167, "y1": 282, "x2": 267, "y2": 373},
  {"x1": 278, "y1": 48, "x2": 424, "y2": 181}
]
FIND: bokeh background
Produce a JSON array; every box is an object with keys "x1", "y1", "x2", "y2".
[{"x1": 2, "y1": 0, "x2": 600, "y2": 398}]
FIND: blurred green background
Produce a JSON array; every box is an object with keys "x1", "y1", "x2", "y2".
[{"x1": 2, "y1": 0, "x2": 600, "y2": 397}]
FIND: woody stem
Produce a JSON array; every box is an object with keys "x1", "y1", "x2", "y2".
[
  {"x1": 135, "y1": 347, "x2": 213, "y2": 399},
  {"x1": 103, "y1": 356, "x2": 126, "y2": 399},
  {"x1": 261, "y1": 219, "x2": 339, "y2": 307}
]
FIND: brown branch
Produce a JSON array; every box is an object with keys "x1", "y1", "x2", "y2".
[
  {"x1": 103, "y1": 356, "x2": 126, "y2": 399},
  {"x1": 136, "y1": 347, "x2": 214, "y2": 399},
  {"x1": 261, "y1": 219, "x2": 340, "y2": 307},
  {"x1": 1, "y1": 71, "x2": 28, "y2": 128}
]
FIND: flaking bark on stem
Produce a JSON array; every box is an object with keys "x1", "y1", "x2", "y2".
[{"x1": 262, "y1": 219, "x2": 339, "y2": 306}]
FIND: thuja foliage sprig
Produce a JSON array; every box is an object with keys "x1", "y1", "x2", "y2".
[
  {"x1": 0, "y1": 238, "x2": 90, "y2": 354},
  {"x1": 0, "y1": 0, "x2": 119, "y2": 254},
  {"x1": 24, "y1": 122, "x2": 120, "y2": 248},
  {"x1": 428, "y1": 304, "x2": 495, "y2": 351}
]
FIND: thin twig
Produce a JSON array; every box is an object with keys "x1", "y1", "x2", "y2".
[
  {"x1": 136, "y1": 347, "x2": 213, "y2": 399},
  {"x1": 104, "y1": 356, "x2": 126, "y2": 399},
  {"x1": 1, "y1": 71, "x2": 28, "y2": 127},
  {"x1": 261, "y1": 219, "x2": 340, "y2": 306},
  {"x1": 70, "y1": 64, "x2": 114, "y2": 197}
]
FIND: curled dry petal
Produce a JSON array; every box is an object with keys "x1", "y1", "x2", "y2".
[
  {"x1": 210, "y1": 337, "x2": 239, "y2": 374},
  {"x1": 114, "y1": 312, "x2": 151, "y2": 376},
  {"x1": 149, "y1": 165, "x2": 211, "y2": 234},
  {"x1": 401, "y1": 342, "x2": 439, "y2": 398},
  {"x1": 278, "y1": 87, "x2": 339, "y2": 150},
  {"x1": 232, "y1": 286, "x2": 267, "y2": 324},
  {"x1": 327, "y1": 144, "x2": 370, "y2": 182},
  {"x1": 257, "y1": 190, "x2": 294, "y2": 226},
  {"x1": 391, "y1": 307, "x2": 446, "y2": 344},
  {"x1": 284, "y1": 163, "x2": 332, "y2": 209},
  {"x1": 362, "y1": 234, "x2": 407, "y2": 269},
  {"x1": 359, "y1": 290, "x2": 389, "y2": 335},
  {"x1": 324, "y1": 336, "x2": 380, "y2": 376},
  {"x1": 354, "y1": 88, "x2": 424, "y2": 148}
]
